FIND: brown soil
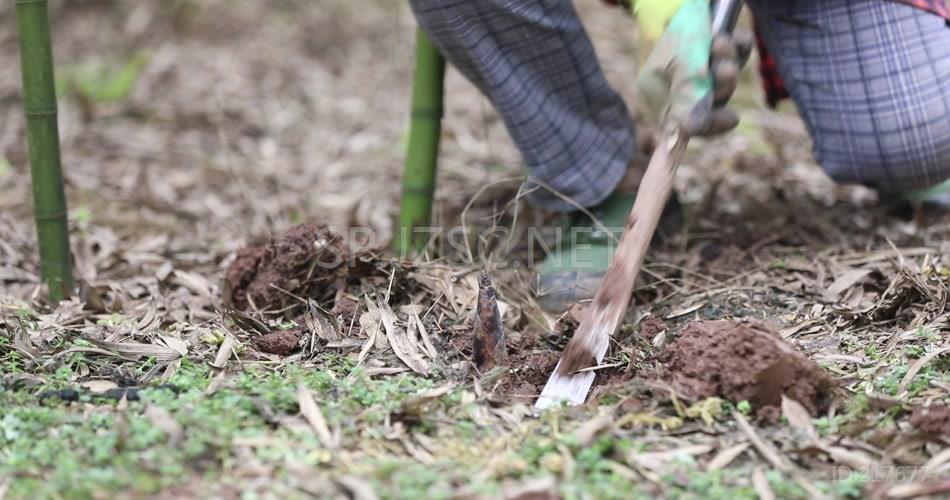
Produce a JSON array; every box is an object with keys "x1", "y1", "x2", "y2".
[
  {"x1": 254, "y1": 328, "x2": 307, "y2": 356},
  {"x1": 502, "y1": 349, "x2": 561, "y2": 399},
  {"x1": 224, "y1": 224, "x2": 349, "y2": 310},
  {"x1": 659, "y1": 320, "x2": 835, "y2": 420},
  {"x1": 554, "y1": 304, "x2": 586, "y2": 336},
  {"x1": 445, "y1": 314, "x2": 561, "y2": 399},
  {"x1": 638, "y1": 314, "x2": 667, "y2": 341},
  {"x1": 330, "y1": 290, "x2": 360, "y2": 324},
  {"x1": 910, "y1": 403, "x2": 950, "y2": 435}
]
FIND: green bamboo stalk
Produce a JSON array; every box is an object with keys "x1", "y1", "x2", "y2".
[
  {"x1": 396, "y1": 28, "x2": 445, "y2": 255},
  {"x1": 15, "y1": 0, "x2": 73, "y2": 300}
]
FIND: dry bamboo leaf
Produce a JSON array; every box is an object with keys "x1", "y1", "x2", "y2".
[
  {"x1": 732, "y1": 411, "x2": 791, "y2": 473},
  {"x1": 297, "y1": 383, "x2": 335, "y2": 449},
  {"x1": 782, "y1": 396, "x2": 818, "y2": 443},
  {"x1": 630, "y1": 445, "x2": 715, "y2": 472},
  {"x1": 401, "y1": 309, "x2": 427, "y2": 361},
  {"x1": 665, "y1": 301, "x2": 705, "y2": 319},
  {"x1": 144, "y1": 405, "x2": 183, "y2": 443},
  {"x1": 821, "y1": 445, "x2": 874, "y2": 471},
  {"x1": 400, "y1": 304, "x2": 437, "y2": 359},
  {"x1": 357, "y1": 330, "x2": 376, "y2": 367},
  {"x1": 135, "y1": 301, "x2": 160, "y2": 331},
  {"x1": 336, "y1": 476, "x2": 380, "y2": 500},
  {"x1": 923, "y1": 447, "x2": 950, "y2": 476},
  {"x1": 499, "y1": 477, "x2": 558, "y2": 499},
  {"x1": 706, "y1": 442, "x2": 750, "y2": 471},
  {"x1": 307, "y1": 299, "x2": 341, "y2": 341},
  {"x1": 205, "y1": 369, "x2": 227, "y2": 395},
  {"x1": 378, "y1": 301, "x2": 428, "y2": 375},
  {"x1": 159, "y1": 335, "x2": 189, "y2": 356},
  {"x1": 363, "y1": 367, "x2": 409, "y2": 377},
  {"x1": 572, "y1": 413, "x2": 613, "y2": 447},
  {"x1": 411, "y1": 267, "x2": 478, "y2": 315},
  {"x1": 361, "y1": 300, "x2": 389, "y2": 351},
  {"x1": 886, "y1": 480, "x2": 950, "y2": 499},
  {"x1": 161, "y1": 359, "x2": 180, "y2": 383},
  {"x1": 897, "y1": 346, "x2": 949, "y2": 395},
  {"x1": 210, "y1": 334, "x2": 236, "y2": 369},
  {"x1": 823, "y1": 268, "x2": 871, "y2": 302},
  {"x1": 752, "y1": 466, "x2": 776, "y2": 500},
  {"x1": 80, "y1": 380, "x2": 120, "y2": 393},
  {"x1": 399, "y1": 436, "x2": 435, "y2": 465},
  {"x1": 84, "y1": 337, "x2": 181, "y2": 361},
  {"x1": 172, "y1": 269, "x2": 216, "y2": 300}
]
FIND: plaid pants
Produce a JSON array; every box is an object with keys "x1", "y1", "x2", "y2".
[{"x1": 410, "y1": 0, "x2": 950, "y2": 211}]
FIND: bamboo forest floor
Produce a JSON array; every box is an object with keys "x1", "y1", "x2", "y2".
[{"x1": 1, "y1": 1, "x2": 949, "y2": 499}]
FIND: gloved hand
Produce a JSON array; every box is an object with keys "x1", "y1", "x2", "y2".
[{"x1": 636, "y1": 0, "x2": 753, "y2": 137}]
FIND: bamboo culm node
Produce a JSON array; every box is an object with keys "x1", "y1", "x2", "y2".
[
  {"x1": 16, "y1": 0, "x2": 74, "y2": 300},
  {"x1": 395, "y1": 28, "x2": 446, "y2": 256}
]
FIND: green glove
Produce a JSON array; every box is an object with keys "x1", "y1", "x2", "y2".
[{"x1": 637, "y1": 0, "x2": 750, "y2": 136}]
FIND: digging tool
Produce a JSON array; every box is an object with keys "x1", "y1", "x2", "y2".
[{"x1": 535, "y1": 0, "x2": 743, "y2": 410}]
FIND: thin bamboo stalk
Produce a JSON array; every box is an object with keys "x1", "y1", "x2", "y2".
[
  {"x1": 396, "y1": 28, "x2": 445, "y2": 255},
  {"x1": 15, "y1": 0, "x2": 73, "y2": 300}
]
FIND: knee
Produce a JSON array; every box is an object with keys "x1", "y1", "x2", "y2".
[
  {"x1": 409, "y1": 0, "x2": 486, "y2": 15},
  {"x1": 816, "y1": 128, "x2": 950, "y2": 192},
  {"x1": 408, "y1": 0, "x2": 452, "y2": 18}
]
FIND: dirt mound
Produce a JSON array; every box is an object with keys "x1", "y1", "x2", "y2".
[
  {"x1": 659, "y1": 321, "x2": 834, "y2": 419},
  {"x1": 910, "y1": 404, "x2": 950, "y2": 435},
  {"x1": 224, "y1": 224, "x2": 349, "y2": 310},
  {"x1": 254, "y1": 328, "x2": 307, "y2": 356},
  {"x1": 639, "y1": 314, "x2": 667, "y2": 340}
]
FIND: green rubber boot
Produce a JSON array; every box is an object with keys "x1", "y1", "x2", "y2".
[
  {"x1": 536, "y1": 190, "x2": 683, "y2": 313},
  {"x1": 902, "y1": 178, "x2": 950, "y2": 207}
]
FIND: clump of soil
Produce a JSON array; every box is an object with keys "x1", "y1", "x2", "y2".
[
  {"x1": 225, "y1": 224, "x2": 349, "y2": 310},
  {"x1": 638, "y1": 314, "x2": 667, "y2": 341},
  {"x1": 254, "y1": 328, "x2": 307, "y2": 356},
  {"x1": 503, "y1": 350, "x2": 561, "y2": 398},
  {"x1": 555, "y1": 304, "x2": 586, "y2": 336},
  {"x1": 659, "y1": 320, "x2": 835, "y2": 420},
  {"x1": 910, "y1": 403, "x2": 950, "y2": 435}
]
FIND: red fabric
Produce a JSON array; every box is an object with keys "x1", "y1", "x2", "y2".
[
  {"x1": 598, "y1": 0, "x2": 950, "y2": 107},
  {"x1": 758, "y1": 0, "x2": 949, "y2": 108},
  {"x1": 755, "y1": 29, "x2": 788, "y2": 108},
  {"x1": 894, "y1": 0, "x2": 950, "y2": 19}
]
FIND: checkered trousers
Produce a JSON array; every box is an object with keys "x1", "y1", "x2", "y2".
[
  {"x1": 749, "y1": 0, "x2": 950, "y2": 192},
  {"x1": 409, "y1": 0, "x2": 950, "y2": 210}
]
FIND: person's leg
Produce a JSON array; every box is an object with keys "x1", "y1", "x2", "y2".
[
  {"x1": 747, "y1": 0, "x2": 950, "y2": 194},
  {"x1": 408, "y1": 0, "x2": 635, "y2": 211}
]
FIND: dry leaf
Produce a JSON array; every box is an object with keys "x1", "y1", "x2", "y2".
[
  {"x1": 210, "y1": 334, "x2": 236, "y2": 369},
  {"x1": 80, "y1": 380, "x2": 120, "y2": 393},
  {"x1": 897, "y1": 346, "x2": 949, "y2": 395},
  {"x1": 823, "y1": 268, "x2": 871, "y2": 302},
  {"x1": 378, "y1": 301, "x2": 427, "y2": 375},
  {"x1": 144, "y1": 405, "x2": 183, "y2": 443},
  {"x1": 297, "y1": 383, "x2": 335, "y2": 449},
  {"x1": 336, "y1": 476, "x2": 379, "y2": 500},
  {"x1": 781, "y1": 396, "x2": 818, "y2": 443},
  {"x1": 84, "y1": 337, "x2": 181, "y2": 361},
  {"x1": 706, "y1": 442, "x2": 750, "y2": 471},
  {"x1": 307, "y1": 300, "x2": 341, "y2": 341},
  {"x1": 752, "y1": 466, "x2": 776, "y2": 500},
  {"x1": 159, "y1": 335, "x2": 189, "y2": 356}
]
